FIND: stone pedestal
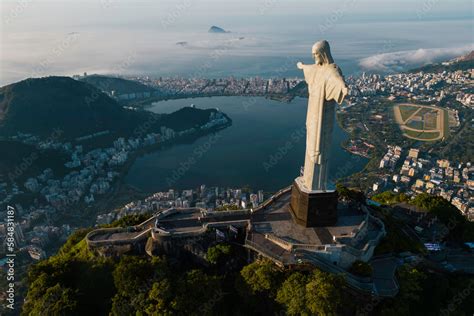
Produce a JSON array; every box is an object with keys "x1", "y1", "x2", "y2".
[{"x1": 289, "y1": 177, "x2": 338, "y2": 227}]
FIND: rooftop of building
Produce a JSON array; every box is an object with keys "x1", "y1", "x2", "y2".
[
  {"x1": 152, "y1": 189, "x2": 381, "y2": 255},
  {"x1": 250, "y1": 191, "x2": 367, "y2": 247},
  {"x1": 156, "y1": 207, "x2": 250, "y2": 234}
]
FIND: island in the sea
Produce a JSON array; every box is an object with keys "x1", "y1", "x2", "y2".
[{"x1": 208, "y1": 25, "x2": 229, "y2": 33}]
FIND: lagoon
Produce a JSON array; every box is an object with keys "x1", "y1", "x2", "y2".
[{"x1": 124, "y1": 96, "x2": 367, "y2": 192}]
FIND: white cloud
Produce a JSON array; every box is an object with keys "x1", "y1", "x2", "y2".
[{"x1": 359, "y1": 44, "x2": 474, "y2": 72}]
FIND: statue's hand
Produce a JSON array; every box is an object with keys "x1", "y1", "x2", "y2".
[{"x1": 296, "y1": 62, "x2": 304, "y2": 69}]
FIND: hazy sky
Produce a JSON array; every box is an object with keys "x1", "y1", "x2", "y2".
[
  {"x1": 1, "y1": 0, "x2": 473, "y2": 85},
  {"x1": 2, "y1": 0, "x2": 472, "y2": 24},
  {"x1": 1, "y1": 0, "x2": 472, "y2": 32}
]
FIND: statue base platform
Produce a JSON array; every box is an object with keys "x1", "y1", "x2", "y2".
[{"x1": 289, "y1": 177, "x2": 338, "y2": 227}]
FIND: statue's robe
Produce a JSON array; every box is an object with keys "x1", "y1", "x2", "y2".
[{"x1": 301, "y1": 63, "x2": 348, "y2": 191}]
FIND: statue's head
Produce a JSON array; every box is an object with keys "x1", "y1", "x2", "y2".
[{"x1": 312, "y1": 40, "x2": 334, "y2": 65}]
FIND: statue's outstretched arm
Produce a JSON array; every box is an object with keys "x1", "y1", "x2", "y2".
[{"x1": 296, "y1": 62, "x2": 306, "y2": 70}]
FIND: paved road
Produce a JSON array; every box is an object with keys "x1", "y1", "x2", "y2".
[
  {"x1": 371, "y1": 256, "x2": 401, "y2": 296},
  {"x1": 445, "y1": 254, "x2": 474, "y2": 274}
]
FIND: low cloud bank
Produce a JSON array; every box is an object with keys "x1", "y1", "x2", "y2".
[{"x1": 359, "y1": 44, "x2": 474, "y2": 72}]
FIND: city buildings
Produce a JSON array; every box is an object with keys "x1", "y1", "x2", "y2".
[
  {"x1": 0, "y1": 110, "x2": 229, "y2": 260},
  {"x1": 374, "y1": 147, "x2": 473, "y2": 221}
]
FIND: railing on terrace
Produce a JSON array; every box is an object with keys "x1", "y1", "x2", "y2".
[
  {"x1": 264, "y1": 233, "x2": 328, "y2": 252},
  {"x1": 252, "y1": 186, "x2": 292, "y2": 212},
  {"x1": 245, "y1": 239, "x2": 288, "y2": 266},
  {"x1": 86, "y1": 226, "x2": 150, "y2": 246}
]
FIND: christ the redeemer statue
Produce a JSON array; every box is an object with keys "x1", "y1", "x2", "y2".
[
  {"x1": 296, "y1": 40, "x2": 348, "y2": 192},
  {"x1": 290, "y1": 40, "x2": 348, "y2": 227}
]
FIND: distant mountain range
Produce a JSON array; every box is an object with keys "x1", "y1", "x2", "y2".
[{"x1": 0, "y1": 76, "x2": 224, "y2": 140}]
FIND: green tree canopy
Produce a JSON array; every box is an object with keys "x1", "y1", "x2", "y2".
[
  {"x1": 22, "y1": 230, "x2": 114, "y2": 316},
  {"x1": 305, "y1": 269, "x2": 344, "y2": 316},
  {"x1": 25, "y1": 283, "x2": 77, "y2": 316},
  {"x1": 240, "y1": 260, "x2": 282, "y2": 297},
  {"x1": 276, "y1": 272, "x2": 309, "y2": 315},
  {"x1": 171, "y1": 269, "x2": 223, "y2": 316},
  {"x1": 145, "y1": 279, "x2": 174, "y2": 316},
  {"x1": 111, "y1": 256, "x2": 169, "y2": 314},
  {"x1": 276, "y1": 269, "x2": 344, "y2": 316},
  {"x1": 206, "y1": 243, "x2": 232, "y2": 265},
  {"x1": 372, "y1": 191, "x2": 409, "y2": 205}
]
